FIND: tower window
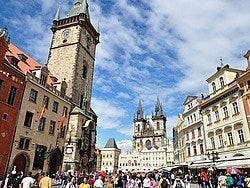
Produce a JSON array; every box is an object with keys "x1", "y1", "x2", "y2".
[
  {"x1": 2, "y1": 113, "x2": 8, "y2": 120},
  {"x1": 40, "y1": 74, "x2": 47, "y2": 86},
  {"x1": 82, "y1": 65, "x2": 87, "y2": 79},
  {"x1": 157, "y1": 122, "x2": 160, "y2": 130},
  {"x1": 0, "y1": 79, "x2": 3, "y2": 91}
]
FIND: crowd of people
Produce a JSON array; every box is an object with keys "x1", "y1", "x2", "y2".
[{"x1": 1, "y1": 168, "x2": 250, "y2": 188}]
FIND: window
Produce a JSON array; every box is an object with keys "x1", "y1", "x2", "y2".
[
  {"x1": 157, "y1": 122, "x2": 160, "y2": 130},
  {"x1": 200, "y1": 144, "x2": 204, "y2": 154},
  {"x1": 52, "y1": 101, "x2": 59, "y2": 113},
  {"x1": 192, "y1": 130, "x2": 195, "y2": 139},
  {"x1": 49, "y1": 121, "x2": 56, "y2": 134},
  {"x1": 43, "y1": 96, "x2": 49, "y2": 108},
  {"x1": 29, "y1": 89, "x2": 38, "y2": 102},
  {"x1": 39, "y1": 74, "x2": 47, "y2": 86},
  {"x1": 228, "y1": 132, "x2": 234, "y2": 145},
  {"x1": 38, "y1": 117, "x2": 46, "y2": 131},
  {"x1": 218, "y1": 135, "x2": 224, "y2": 147},
  {"x1": 207, "y1": 114, "x2": 212, "y2": 124},
  {"x1": 186, "y1": 133, "x2": 189, "y2": 140},
  {"x1": 82, "y1": 65, "x2": 87, "y2": 79},
  {"x1": 0, "y1": 79, "x2": 3, "y2": 91},
  {"x1": 215, "y1": 111, "x2": 220, "y2": 121},
  {"x1": 210, "y1": 137, "x2": 215, "y2": 149},
  {"x1": 63, "y1": 106, "x2": 68, "y2": 117},
  {"x1": 7, "y1": 86, "x2": 17, "y2": 105},
  {"x1": 33, "y1": 145, "x2": 46, "y2": 169},
  {"x1": 223, "y1": 107, "x2": 229, "y2": 118},
  {"x1": 212, "y1": 82, "x2": 216, "y2": 92},
  {"x1": 18, "y1": 138, "x2": 30, "y2": 150},
  {"x1": 137, "y1": 124, "x2": 140, "y2": 132},
  {"x1": 198, "y1": 127, "x2": 201, "y2": 137},
  {"x1": 193, "y1": 114, "x2": 196, "y2": 122},
  {"x1": 193, "y1": 145, "x2": 197, "y2": 156},
  {"x1": 232, "y1": 102, "x2": 239, "y2": 114},
  {"x1": 190, "y1": 116, "x2": 193, "y2": 123},
  {"x1": 247, "y1": 80, "x2": 250, "y2": 89},
  {"x1": 220, "y1": 77, "x2": 224, "y2": 87},
  {"x1": 2, "y1": 113, "x2": 8, "y2": 121},
  {"x1": 24, "y1": 111, "x2": 34, "y2": 127},
  {"x1": 60, "y1": 126, "x2": 66, "y2": 138},
  {"x1": 187, "y1": 147, "x2": 191, "y2": 157},
  {"x1": 187, "y1": 117, "x2": 190, "y2": 124},
  {"x1": 238, "y1": 129, "x2": 244, "y2": 143}
]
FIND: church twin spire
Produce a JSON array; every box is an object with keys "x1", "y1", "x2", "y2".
[{"x1": 135, "y1": 98, "x2": 165, "y2": 121}]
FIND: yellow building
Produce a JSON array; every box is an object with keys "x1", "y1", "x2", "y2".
[{"x1": 200, "y1": 64, "x2": 250, "y2": 167}]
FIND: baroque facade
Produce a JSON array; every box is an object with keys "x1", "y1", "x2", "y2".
[
  {"x1": 46, "y1": 0, "x2": 100, "y2": 172},
  {"x1": 118, "y1": 99, "x2": 174, "y2": 172}
]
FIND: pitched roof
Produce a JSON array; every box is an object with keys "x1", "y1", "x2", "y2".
[
  {"x1": 104, "y1": 138, "x2": 119, "y2": 149},
  {"x1": 5, "y1": 43, "x2": 53, "y2": 84}
]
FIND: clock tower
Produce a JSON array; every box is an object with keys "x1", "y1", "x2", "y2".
[
  {"x1": 47, "y1": 0, "x2": 99, "y2": 109},
  {"x1": 47, "y1": 0, "x2": 100, "y2": 172}
]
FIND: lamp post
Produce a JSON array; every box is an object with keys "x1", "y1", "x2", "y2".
[{"x1": 207, "y1": 151, "x2": 219, "y2": 162}]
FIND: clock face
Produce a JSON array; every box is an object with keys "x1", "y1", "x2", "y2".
[
  {"x1": 62, "y1": 29, "x2": 71, "y2": 39},
  {"x1": 66, "y1": 146, "x2": 73, "y2": 154}
]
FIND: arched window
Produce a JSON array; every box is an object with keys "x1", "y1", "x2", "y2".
[
  {"x1": 212, "y1": 82, "x2": 216, "y2": 92},
  {"x1": 137, "y1": 124, "x2": 140, "y2": 132},
  {"x1": 220, "y1": 77, "x2": 224, "y2": 87},
  {"x1": 157, "y1": 122, "x2": 160, "y2": 130}
]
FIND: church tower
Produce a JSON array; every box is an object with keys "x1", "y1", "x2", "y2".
[
  {"x1": 47, "y1": 0, "x2": 100, "y2": 110},
  {"x1": 46, "y1": 0, "x2": 100, "y2": 172}
]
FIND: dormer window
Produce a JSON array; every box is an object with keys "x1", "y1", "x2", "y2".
[
  {"x1": 220, "y1": 77, "x2": 224, "y2": 87},
  {"x1": 212, "y1": 82, "x2": 216, "y2": 92},
  {"x1": 40, "y1": 74, "x2": 47, "y2": 86},
  {"x1": 6, "y1": 56, "x2": 19, "y2": 66},
  {"x1": 17, "y1": 53, "x2": 28, "y2": 62}
]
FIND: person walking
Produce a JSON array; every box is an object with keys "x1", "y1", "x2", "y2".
[
  {"x1": 173, "y1": 176, "x2": 184, "y2": 188},
  {"x1": 94, "y1": 175, "x2": 103, "y2": 188},
  {"x1": 39, "y1": 172, "x2": 52, "y2": 188},
  {"x1": 158, "y1": 174, "x2": 170, "y2": 188},
  {"x1": 21, "y1": 172, "x2": 35, "y2": 188}
]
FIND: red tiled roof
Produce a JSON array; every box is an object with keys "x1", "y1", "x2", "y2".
[
  {"x1": 5, "y1": 43, "x2": 41, "y2": 74},
  {"x1": 5, "y1": 43, "x2": 53, "y2": 85}
]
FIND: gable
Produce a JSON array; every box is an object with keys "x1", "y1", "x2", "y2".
[{"x1": 183, "y1": 96, "x2": 197, "y2": 105}]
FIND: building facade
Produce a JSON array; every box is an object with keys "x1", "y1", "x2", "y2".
[
  {"x1": 100, "y1": 138, "x2": 121, "y2": 173},
  {"x1": 6, "y1": 43, "x2": 71, "y2": 175},
  {"x1": 200, "y1": 64, "x2": 250, "y2": 166},
  {"x1": 180, "y1": 96, "x2": 206, "y2": 167},
  {"x1": 118, "y1": 99, "x2": 174, "y2": 172},
  {"x1": 46, "y1": 0, "x2": 100, "y2": 172},
  {"x1": 0, "y1": 28, "x2": 25, "y2": 179}
]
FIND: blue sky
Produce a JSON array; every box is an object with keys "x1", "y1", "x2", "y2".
[{"x1": 1, "y1": 0, "x2": 250, "y2": 152}]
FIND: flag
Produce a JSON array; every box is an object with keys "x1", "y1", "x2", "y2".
[
  {"x1": 59, "y1": 111, "x2": 67, "y2": 129},
  {"x1": 38, "y1": 104, "x2": 46, "y2": 122}
]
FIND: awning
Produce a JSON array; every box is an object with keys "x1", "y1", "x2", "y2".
[{"x1": 216, "y1": 159, "x2": 250, "y2": 169}]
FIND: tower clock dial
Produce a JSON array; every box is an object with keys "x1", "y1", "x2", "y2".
[{"x1": 62, "y1": 29, "x2": 71, "y2": 39}]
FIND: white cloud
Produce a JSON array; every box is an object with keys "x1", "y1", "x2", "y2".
[
  {"x1": 117, "y1": 140, "x2": 132, "y2": 153},
  {"x1": 91, "y1": 98, "x2": 127, "y2": 129}
]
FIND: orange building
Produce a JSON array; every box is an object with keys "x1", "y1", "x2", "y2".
[{"x1": 0, "y1": 27, "x2": 25, "y2": 179}]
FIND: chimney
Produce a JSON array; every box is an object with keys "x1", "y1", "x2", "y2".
[{"x1": 244, "y1": 50, "x2": 250, "y2": 71}]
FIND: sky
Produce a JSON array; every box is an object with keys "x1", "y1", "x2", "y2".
[{"x1": 1, "y1": 0, "x2": 250, "y2": 152}]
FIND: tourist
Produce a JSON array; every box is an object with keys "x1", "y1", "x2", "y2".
[
  {"x1": 200, "y1": 169, "x2": 209, "y2": 188},
  {"x1": 11, "y1": 172, "x2": 23, "y2": 188},
  {"x1": 1, "y1": 173, "x2": 12, "y2": 188},
  {"x1": 143, "y1": 174, "x2": 150, "y2": 188},
  {"x1": 225, "y1": 173, "x2": 234, "y2": 188},
  {"x1": 21, "y1": 172, "x2": 35, "y2": 188},
  {"x1": 218, "y1": 172, "x2": 227, "y2": 188},
  {"x1": 39, "y1": 172, "x2": 52, "y2": 188},
  {"x1": 158, "y1": 174, "x2": 170, "y2": 188},
  {"x1": 94, "y1": 175, "x2": 104, "y2": 188},
  {"x1": 184, "y1": 172, "x2": 191, "y2": 188},
  {"x1": 79, "y1": 177, "x2": 91, "y2": 188},
  {"x1": 172, "y1": 176, "x2": 184, "y2": 188}
]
